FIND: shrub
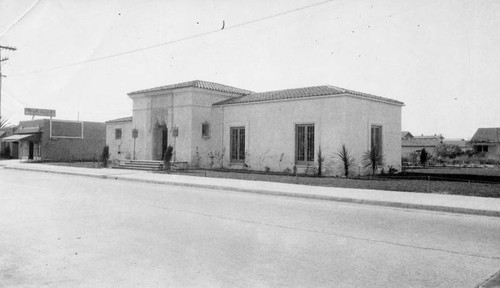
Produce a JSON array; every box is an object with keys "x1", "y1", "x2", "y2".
[
  {"x1": 362, "y1": 149, "x2": 384, "y2": 175},
  {"x1": 163, "y1": 146, "x2": 174, "y2": 171},
  {"x1": 100, "y1": 146, "x2": 110, "y2": 167},
  {"x1": 336, "y1": 144, "x2": 355, "y2": 178},
  {"x1": 436, "y1": 144, "x2": 462, "y2": 159},
  {"x1": 388, "y1": 165, "x2": 398, "y2": 175},
  {"x1": 316, "y1": 146, "x2": 325, "y2": 176}
]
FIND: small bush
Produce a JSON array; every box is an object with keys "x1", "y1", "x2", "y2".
[
  {"x1": 316, "y1": 146, "x2": 325, "y2": 176},
  {"x1": 388, "y1": 165, "x2": 398, "y2": 175},
  {"x1": 362, "y1": 149, "x2": 384, "y2": 175},
  {"x1": 336, "y1": 144, "x2": 355, "y2": 178},
  {"x1": 163, "y1": 146, "x2": 174, "y2": 171},
  {"x1": 100, "y1": 146, "x2": 110, "y2": 167}
]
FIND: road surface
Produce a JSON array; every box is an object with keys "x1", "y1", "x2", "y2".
[{"x1": 0, "y1": 168, "x2": 499, "y2": 287}]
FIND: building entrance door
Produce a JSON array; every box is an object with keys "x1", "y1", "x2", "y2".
[
  {"x1": 28, "y1": 142, "x2": 34, "y2": 160},
  {"x1": 161, "y1": 128, "x2": 168, "y2": 159}
]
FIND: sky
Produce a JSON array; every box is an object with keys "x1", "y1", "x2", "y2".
[{"x1": 0, "y1": 0, "x2": 499, "y2": 139}]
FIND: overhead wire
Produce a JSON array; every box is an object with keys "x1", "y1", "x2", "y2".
[{"x1": 9, "y1": 0, "x2": 335, "y2": 77}]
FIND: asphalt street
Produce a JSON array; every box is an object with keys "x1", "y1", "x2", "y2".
[{"x1": 0, "y1": 168, "x2": 499, "y2": 287}]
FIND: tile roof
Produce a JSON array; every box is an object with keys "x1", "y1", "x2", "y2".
[
  {"x1": 128, "y1": 80, "x2": 252, "y2": 96},
  {"x1": 105, "y1": 116, "x2": 133, "y2": 124},
  {"x1": 442, "y1": 139, "x2": 468, "y2": 148},
  {"x1": 470, "y1": 128, "x2": 500, "y2": 143},
  {"x1": 402, "y1": 139, "x2": 442, "y2": 147},
  {"x1": 213, "y1": 85, "x2": 404, "y2": 106}
]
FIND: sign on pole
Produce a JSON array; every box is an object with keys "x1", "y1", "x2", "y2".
[{"x1": 24, "y1": 108, "x2": 56, "y2": 117}]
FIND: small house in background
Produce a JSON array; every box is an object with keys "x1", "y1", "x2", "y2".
[
  {"x1": 1, "y1": 119, "x2": 106, "y2": 162},
  {"x1": 401, "y1": 133, "x2": 443, "y2": 158},
  {"x1": 442, "y1": 139, "x2": 469, "y2": 153},
  {"x1": 401, "y1": 131, "x2": 414, "y2": 140},
  {"x1": 469, "y1": 127, "x2": 500, "y2": 158}
]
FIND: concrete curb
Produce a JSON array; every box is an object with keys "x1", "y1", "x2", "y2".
[{"x1": 5, "y1": 166, "x2": 500, "y2": 218}]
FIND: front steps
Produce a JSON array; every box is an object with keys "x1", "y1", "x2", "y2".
[
  {"x1": 113, "y1": 160, "x2": 189, "y2": 171},
  {"x1": 114, "y1": 160, "x2": 164, "y2": 171}
]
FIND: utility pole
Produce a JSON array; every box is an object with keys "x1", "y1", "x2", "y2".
[{"x1": 0, "y1": 45, "x2": 17, "y2": 120}]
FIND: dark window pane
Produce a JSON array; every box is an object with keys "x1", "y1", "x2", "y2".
[
  {"x1": 239, "y1": 129, "x2": 245, "y2": 160},
  {"x1": 297, "y1": 126, "x2": 305, "y2": 162},
  {"x1": 115, "y1": 129, "x2": 122, "y2": 140},
  {"x1": 307, "y1": 126, "x2": 315, "y2": 161}
]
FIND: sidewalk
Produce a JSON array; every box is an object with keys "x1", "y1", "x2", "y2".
[{"x1": 2, "y1": 160, "x2": 500, "y2": 217}]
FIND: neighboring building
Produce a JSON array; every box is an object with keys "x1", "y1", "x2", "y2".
[
  {"x1": 107, "y1": 80, "x2": 404, "y2": 175},
  {"x1": 401, "y1": 133, "x2": 445, "y2": 157},
  {"x1": 442, "y1": 139, "x2": 469, "y2": 153},
  {"x1": 2, "y1": 119, "x2": 106, "y2": 161},
  {"x1": 401, "y1": 131, "x2": 414, "y2": 140},
  {"x1": 0, "y1": 125, "x2": 18, "y2": 158},
  {"x1": 469, "y1": 127, "x2": 500, "y2": 158},
  {"x1": 413, "y1": 134, "x2": 444, "y2": 141},
  {"x1": 105, "y1": 116, "x2": 133, "y2": 161},
  {"x1": 402, "y1": 138, "x2": 442, "y2": 158}
]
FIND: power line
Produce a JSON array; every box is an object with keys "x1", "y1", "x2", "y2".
[{"x1": 11, "y1": 0, "x2": 334, "y2": 77}]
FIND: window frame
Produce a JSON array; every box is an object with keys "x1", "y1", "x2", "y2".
[
  {"x1": 295, "y1": 124, "x2": 315, "y2": 165},
  {"x1": 230, "y1": 127, "x2": 245, "y2": 163},
  {"x1": 115, "y1": 128, "x2": 122, "y2": 140}
]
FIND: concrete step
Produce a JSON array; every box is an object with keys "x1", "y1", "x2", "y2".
[
  {"x1": 120, "y1": 162, "x2": 163, "y2": 168},
  {"x1": 129, "y1": 160, "x2": 163, "y2": 165},
  {"x1": 115, "y1": 165, "x2": 162, "y2": 171}
]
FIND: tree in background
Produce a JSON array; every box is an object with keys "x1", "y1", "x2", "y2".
[
  {"x1": 436, "y1": 144, "x2": 462, "y2": 159},
  {"x1": 336, "y1": 144, "x2": 355, "y2": 178},
  {"x1": 362, "y1": 149, "x2": 384, "y2": 175},
  {"x1": 420, "y1": 148, "x2": 428, "y2": 166}
]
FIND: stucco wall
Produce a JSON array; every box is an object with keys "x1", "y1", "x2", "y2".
[
  {"x1": 343, "y1": 97, "x2": 402, "y2": 173},
  {"x1": 219, "y1": 96, "x2": 402, "y2": 175},
  {"x1": 130, "y1": 88, "x2": 236, "y2": 162},
  {"x1": 106, "y1": 121, "x2": 133, "y2": 161}
]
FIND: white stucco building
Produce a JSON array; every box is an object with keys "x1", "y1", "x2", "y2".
[{"x1": 106, "y1": 80, "x2": 404, "y2": 175}]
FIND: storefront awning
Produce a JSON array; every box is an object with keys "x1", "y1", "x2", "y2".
[{"x1": 2, "y1": 133, "x2": 40, "y2": 142}]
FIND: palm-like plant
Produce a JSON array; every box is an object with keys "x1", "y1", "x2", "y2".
[
  {"x1": 0, "y1": 116, "x2": 8, "y2": 129},
  {"x1": 362, "y1": 148, "x2": 384, "y2": 175},
  {"x1": 336, "y1": 144, "x2": 355, "y2": 178}
]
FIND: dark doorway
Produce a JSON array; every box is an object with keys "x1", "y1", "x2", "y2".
[
  {"x1": 28, "y1": 142, "x2": 34, "y2": 160},
  {"x1": 161, "y1": 128, "x2": 168, "y2": 159}
]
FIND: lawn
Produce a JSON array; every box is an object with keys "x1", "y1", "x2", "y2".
[
  {"x1": 405, "y1": 166, "x2": 500, "y2": 176},
  {"x1": 43, "y1": 162, "x2": 500, "y2": 198},
  {"x1": 171, "y1": 169, "x2": 500, "y2": 198}
]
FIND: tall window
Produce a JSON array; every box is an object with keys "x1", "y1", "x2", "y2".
[
  {"x1": 296, "y1": 124, "x2": 315, "y2": 163},
  {"x1": 371, "y1": 125, "x2": 382, "y2": 155},
  {"x1": 230, "y1": 127, "x2": 245, "y2": 162},
  {"x1": 115, "y1": 128, "x2": 122, "y2": 140}
]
